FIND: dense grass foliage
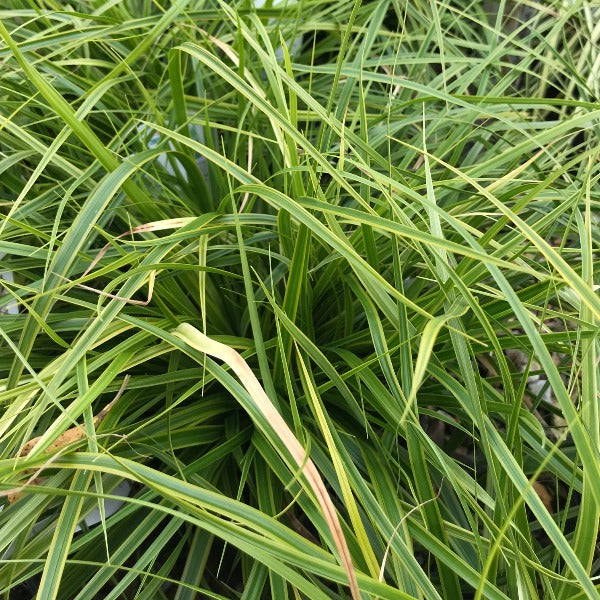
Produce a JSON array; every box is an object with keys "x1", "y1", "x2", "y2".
[{"x1": 0, "y1": 0, "x2": 599, "y2": 598}]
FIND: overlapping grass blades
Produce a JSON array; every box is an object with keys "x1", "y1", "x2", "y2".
[{"x1": 0, "y1": 1, "x2": 599, "y2": 598}]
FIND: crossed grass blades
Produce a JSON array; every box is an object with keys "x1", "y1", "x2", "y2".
[{"x1": 0, "y1": 1, "x2": 599, "y2": 599}]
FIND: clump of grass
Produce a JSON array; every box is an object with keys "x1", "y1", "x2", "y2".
[{"x1": 0, "y1": 1, "x2": 599, "y2": 598}]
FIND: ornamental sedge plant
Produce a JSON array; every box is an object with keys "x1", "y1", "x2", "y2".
[{"x1": 0, "y1": 1, "x2": 599, "y2": 598}]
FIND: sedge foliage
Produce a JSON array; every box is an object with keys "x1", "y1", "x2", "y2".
[{"x1": 0, "y1": 1, "x2": 599, "y2": 598}]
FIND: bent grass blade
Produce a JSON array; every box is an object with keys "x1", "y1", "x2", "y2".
[{"x1": 172, "y1": 323, "x2": 360, "y2": 600}]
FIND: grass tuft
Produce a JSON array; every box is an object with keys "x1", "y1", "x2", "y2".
[{"x1": 0, "y1": 1, "x2": 599, "y2": 598}]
